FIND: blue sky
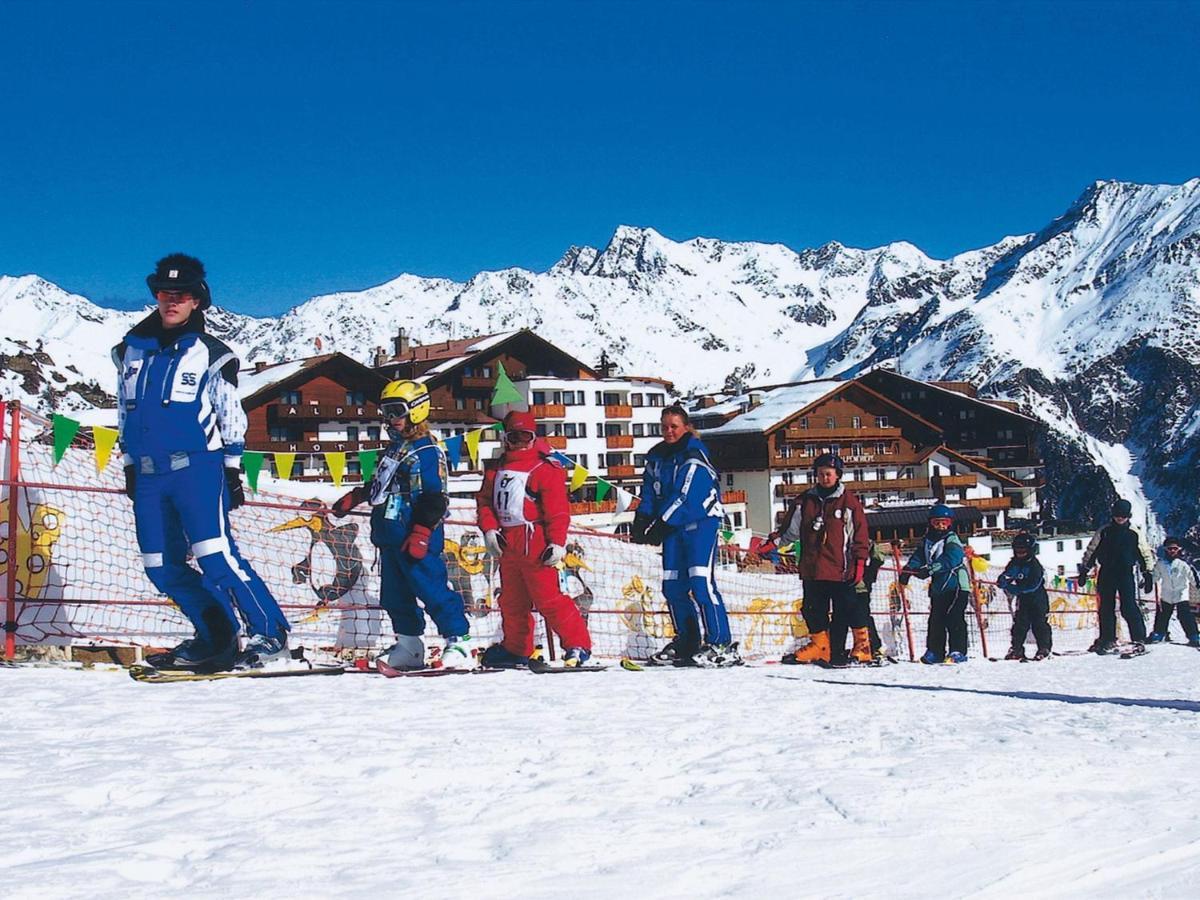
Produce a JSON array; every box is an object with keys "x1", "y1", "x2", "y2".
[{"x1": 2, "y1": 0, "x2": 1197, "y2": 316}]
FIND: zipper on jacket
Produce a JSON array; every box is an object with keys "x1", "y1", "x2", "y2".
[{"x1": 159, "y1": 345, "x2": 184, "y2": 406}]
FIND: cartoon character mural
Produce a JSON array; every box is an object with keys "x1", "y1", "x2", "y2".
[{"x1": 0, "y1": 499, "x2": 68, "y2": 642}]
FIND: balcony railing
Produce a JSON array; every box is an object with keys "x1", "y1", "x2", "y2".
[
  {"x1": 845, "y1": 477, "x2": 929, "y2": 491},
  {"x1": 783, "y1": 425, "x2": 898, "y2": 441},
  {"x1": 604, "y1": 405, "x2": 633, "y2": 419},
  {"x1": 569, "y1": 500, "x2": 618, "y2": 515},
  {"x1": 721, "y1": 490, "x2": 747, "y2": 504},
  {"x1": 251, "y1": 439, "x2": 389, "y2": 454},
  {"x1": 428, "y1": 407, "x2": 497, "y2": 425},
  {"x1": 961, "y1": 496, "x2": 1012, "y2": 511},
  {"x1": 933, "y1": 473, "x2": 978, "y2": 488},
  {"x1": 460, "y1": 376, "x2": 494, "y2": 389},
  {"x1": 545, "y1": 436, "x2": 568, "y2": 449},
  {"x1": 267, "y1": 402, "x2": 379, "y2": 420},
  {"x1": 530, "y1": 403, "x2": 566, "y2": 419},
  {"x1": 605, "y1": 465, "x2": 636, "y2": 478},
  {"x1": 605, "y1": 434, "x2": 634, "y2": 449}
]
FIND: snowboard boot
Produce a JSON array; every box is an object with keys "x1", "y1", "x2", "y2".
[
  {"x1": 146, "y1": 636, "x2": 237, "y2": 673},
  {"x1": 1092, "y1": 640, "x2": 1118, "y2": 656},
  {"x1": 234, "y1": 632, "x2": 289, "y2": 670},
  {"x1": 1147, "y1": 631, "x2": 1167, "y2": 644},
  {"x1": 946, "y1": 651, "x2": 969, "y2": 664},
  {"x1": 692, "y1": 642, "x2": 743, "y2": 668},
  {"x1": 920, "y1": 649, "x2": 943, "y2": 665},
  {"x1": 647, "y1": 638, "x2": 699, "y2": 667},
  {"x1": 1031, "y1": 647, "x2": 1051, "y2": 661},
  {"x1": 381, "y1": 634, "x2": 426, "y2": 670},
  {"x1": 1004, "y1": 646, "x2": 1026, "y2": 661},
  {"x1": 563, "y1": 647, "x2": 592, "y2": 668},
  {"x1": 850, "y1": 628, "x2": 874, "y2": 663},
  {"x1": 440, "y1": 635, "x2": 475, "y2": 669},
  {"x1": 1188, "y1": 636, "x2": 1200, "y2": 649},
  {"x1": 480, "y1": 642, "x2": 530, "y2": 669},
  {"x1": 791, "y1": 631, "x2": 831, "y2": 665}
]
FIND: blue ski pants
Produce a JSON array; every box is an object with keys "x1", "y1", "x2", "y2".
[
  {"x1": 378, "y1": 526, "x2": 470, "y2": 638},
  {"x1": 661, "y1": 517, "x2": 731, "y2": 647},
  {"x1": 133, "y1": 451, "x2": 289, "y2": 648}
]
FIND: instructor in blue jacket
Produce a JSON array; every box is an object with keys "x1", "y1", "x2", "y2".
[
  {"x1": 114, "y1": 253, "x2": 290, "y2": 671},
  {"x1": 632, "y1": 404, "x2": 740, "y2": 668}
]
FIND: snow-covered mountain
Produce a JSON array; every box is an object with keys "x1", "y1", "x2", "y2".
[{"x1": 3, "y1": 179, "x2": 1198, "y2": 540}]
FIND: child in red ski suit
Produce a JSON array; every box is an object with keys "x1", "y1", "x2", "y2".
[{"x1": 476, "y1": 411, "x2": 593, "y2": 666}]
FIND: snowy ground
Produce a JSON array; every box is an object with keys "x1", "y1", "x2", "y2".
[{"x1": 3, "y1": 649, "x2": 1199, "y2": 899}]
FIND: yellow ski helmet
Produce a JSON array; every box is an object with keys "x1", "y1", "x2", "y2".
[{"x1": 379, "y1": 379, "x2": 431, "y2": 425}]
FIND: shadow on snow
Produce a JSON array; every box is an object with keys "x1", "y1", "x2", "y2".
[{"x1": 797, "y1": 679, "x2": 1200, "y2": 713}]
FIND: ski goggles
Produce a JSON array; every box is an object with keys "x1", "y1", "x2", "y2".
[
  {"x1": 380, "y1": 398, "x2": 425, "y2": 419},
  {"x1": 504, "y1": 429, "x2": 536, "y2": 444}
]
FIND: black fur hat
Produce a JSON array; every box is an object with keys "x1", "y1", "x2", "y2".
[{"x1": 146, "y1": 253, "x2": 211, "y2": 310}]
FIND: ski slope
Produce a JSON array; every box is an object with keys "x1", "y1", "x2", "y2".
[{"x1": 3, "y1": 650, "x2": 1199, "y2": 898}]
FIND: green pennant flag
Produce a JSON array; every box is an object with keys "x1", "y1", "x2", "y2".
[
  {"x1": 790, "y1": 540, "x2": 803, "y2": 559},
  {"x1": 359, "y1": 449, "x2": 379, "y2": 484},
  {"x1": 492, "y1": 422, "x2": 504, "y2": 431},
  {"x1": 489, "y1": 362, "x2": 525, "y2": 409},
  {"x1": 595, "y1": 479, "x2": 612, "y2": 503},
  {"x1": 720, "y1": 529, "x2": 735, "y2": 542},
  {"x1": 52, "y1": 414, "x2": 81, "y2": 464},
  {"x1": 242, "y1": 451, "x2": 264, "y2": 493}
]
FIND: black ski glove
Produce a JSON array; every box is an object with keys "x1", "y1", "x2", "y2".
[
  {"x1": 1140, "y1": 571, "x2": 1153, "y2": 594},
  {"x1": 645, "y1": 519, "x2": 671, "y2": 547},
  {"x1": 630, "y1": 513, "x2": 652, "y2": 544},
  {"x1": 1077, "y1": 563, "x2": 1090, "y2": 582},
  {"x1": 123, "y1": 464, "x2": 136, "y2": 500},
  {"x1": 225, "y1": 467, "x2": 246, "y2": 510}
]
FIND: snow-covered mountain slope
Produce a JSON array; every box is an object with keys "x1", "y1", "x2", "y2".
[{"x1": 3, "y1": 179, "x2": 1199, "y2": 539}]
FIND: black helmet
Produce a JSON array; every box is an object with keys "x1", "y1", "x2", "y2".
[
  {"x1": 812, "y1": 452, "x2": 844, "y2": 475},
  {"x1": 146, "y1": 253, "x2": 211, "y2": 310},
  {"x1": 1112, "y1": 498, "x2": 1132, "y2": 518},
  {"x1": 1012, "y1": 533, "x2": 1036, "y2": 554}
]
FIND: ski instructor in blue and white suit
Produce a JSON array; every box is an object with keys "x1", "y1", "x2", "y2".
[
  {"x1": 114, "y1": 253, "x2": 290, "y2": 672},
  {"x1": 631, "y1": 404, "x2": 741, "y2": 668}
]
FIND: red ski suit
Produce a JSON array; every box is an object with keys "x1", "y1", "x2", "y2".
[{"x1": 476, "y1": 443, "x2": 592, "y2": 656}]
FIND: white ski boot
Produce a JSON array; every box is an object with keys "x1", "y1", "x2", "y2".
[
  {"x1": 440, "y1": 635, "x2": 476, "y2": 669},
  {"x1": 380, "y1": 634, "x2": 425, "y2": 670}
]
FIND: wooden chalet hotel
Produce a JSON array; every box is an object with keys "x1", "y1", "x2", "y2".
[{"x1": 691, "y1": 371, "x2": 1044, "y2": 542}]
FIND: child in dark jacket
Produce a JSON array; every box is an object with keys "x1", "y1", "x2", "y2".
[
  {"x1": 901, "y1": 504, "x2": 972, "y2": 664},
  {"x1": 997, "y1": 532, "x2": 1052, "y2": 661}
]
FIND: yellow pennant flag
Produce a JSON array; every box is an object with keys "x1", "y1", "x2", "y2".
[
  {"x1": 324, "y1": 451, "x2": 346, "y2": 487},
  {"x1": 92, "y1": 425, "x2": 119, "y2": 473},
  {"x1": 465, "y1": 428, "x2": 482, "y2": 468},
  {"x1": 274, "y1": 452, "x2": 296, "y2": 481},
  {"x1": 569, "y1": 463, "x2": 589, "y2": 493}
]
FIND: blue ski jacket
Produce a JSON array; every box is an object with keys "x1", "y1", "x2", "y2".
[
  {"x1": 637, "y1": 433, "x2": 724, "y2": 529},
  {"x1": 368, "y1": 433, "x2": 450, "y2": 547}
]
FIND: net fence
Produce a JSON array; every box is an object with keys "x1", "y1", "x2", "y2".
[{"x1": 2, "y1": 403, "x2": 1132, "y2": 661}]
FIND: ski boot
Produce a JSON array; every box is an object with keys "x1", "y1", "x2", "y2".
[
  {"x1": 692, "y1": 642, "x2": 743, "y2": 668},
  {"x1": 1146, "y1": 632, "x2": 1167, "y2": 644},
  {"x1": 480, "y1": 643, "x2": 530, "y2": 669},
  {"x1": 380, "y1": 634, "x2": 426, "y2": 670},
  {"x1": 946, "y1": 651, "x2": 969, "y2": 664},
  {"x1": 920, "y1": 649, "x2": 943, "y2": 665},
  {"x1": 1031, "y1": 648, "x2": 1051, "y2": 661},
  {"x1": 850, "y1": 628, "x2": 874, "y2": 664},
  {"x1": 1092, "y1": 640, "x2": 1118, "y2": 656},
  {"x1": 647, "y1": 638, "x2": 699, "y2": 667},
  {"x1": 440, "y1": 635, "x2": 475, "y2": 669},
  {"x1": 563, "y1": 647, "x2": 592, "y2": 668},
  {"x1": 1004, "y1": 646, "x2": 1026, "y2": 661},
  {"x1": 145, "y1": 636, "x2": 237, "y2": 673},
  {"x1": 1188, "y1": 636, "x2": 1200, "y2": 649},
  {"x1": 790, "y1": 631, "x2": 831, "y2": 665}
]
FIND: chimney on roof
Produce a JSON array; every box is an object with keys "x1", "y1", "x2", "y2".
[
  {"x1": 254, "y1": 361, "x2": 268, "y2": 373},
  {"x1": 698, "y1": 396, "x2": 717, "y2": 409},
  {"x1": 747, "y1": 391, "x2": 765, "y2": 410},
  {"x1": 596, "y1": 350, "x2": 616, "y2": 379},
  {"x1": 393, "y1": 328, "x2": 410, "y2": 357},
  {"x1": 373, "y1": 346, "x2": 388, "y2": 368}
]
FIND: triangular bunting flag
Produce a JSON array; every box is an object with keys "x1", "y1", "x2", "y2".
[
  {"x1": 595, "y1": 479, "x2": 612, "y2": 503},
  {"x1": 443, "y1": 434, "x2": 463, "y2": 471},
  {"x1": 465, "y1": 428, "x2": 482, "y2": 468},
  {"x1": 92, "y1": 425, "x2": 119, "y2": 473},
  {"x1": 720, "y1": 529, "x2": 735, "y2": 542},
  {"x1": 243, "y1": 451, "x2": 264, "y2": 493},
  {"x1": 569, "y1": 464, "x2": 589, "y2": 493},
  {"x1": 325, "y1": 451, "x2": 347, "y2": 487},
  {"x1": 274, "y1": 451, "x2": 296, "y2": 481},
  {"x1": 615, "y1": 488, "x2": 635, "y2": 515},
  {"x1": 489, "y1": 362, "x2": 527, "y2": 420},
  {"x1": 52, "y1": 414, "x2": 81, "y2": 465},
  {"x1": 359, "y1": 449, "x2": 378, "y2": 484}
]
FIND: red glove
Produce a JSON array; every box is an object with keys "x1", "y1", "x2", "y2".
[
  {"x1": 755, "y1": 541, "x2": 778, "y2": 557},
  {"x1": 331, "y1": 486, "x2": 365, "y2": 518},
  {"x1": 853, "y1": 559, "x2": 866, "y2": 584},
  {"x1": 402, "y1": 524, "x2": 433, "y2": 560}
]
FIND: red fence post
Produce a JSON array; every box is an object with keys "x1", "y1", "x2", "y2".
[
  {"x1": 4, "y1": 401, "x2": 21, "y2": 659},
  {"x1": 890, "y1": 545, "x2": 917, "y2": 661}
]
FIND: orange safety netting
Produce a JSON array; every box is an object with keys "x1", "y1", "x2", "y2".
[{"x1": 2, "y1": 403, "x2": 1126, "y2": 661}]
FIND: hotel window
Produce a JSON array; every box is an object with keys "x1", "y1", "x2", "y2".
[
  {"x1": 826, "y1": 416, "x2": 836, "y2": 429},
  {"x1": 631, "y1": 393, "x2": 644, "y2": 407},
  {"x1": 345, "y1": 390, "x2": 365, "y2": 405},
  {"x1": 851, "y1": 416, "x2": 861, "y2": 429},
  {"x1": 280, "y1": 390, "x2": 302, "y2": 405},
  {"x1": 875, "y1": 416, "x2": 888, "y2": 428}
]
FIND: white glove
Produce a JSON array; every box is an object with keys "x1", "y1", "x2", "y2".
[
  {"x1": 541, "y1": 543, "x2": 566, "y2": 567},
  {"x1": 484, "y1": 530, "x2": 506, "y2": 557}
]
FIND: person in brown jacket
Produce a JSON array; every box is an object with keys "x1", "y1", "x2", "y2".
[{"x1": 757, "y1": 452, "x2": 869, "y2": 664}]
